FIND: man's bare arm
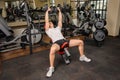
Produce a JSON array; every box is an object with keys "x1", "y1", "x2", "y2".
[
  {"x1": 45, "y1": 8, "x2": 50, "y2": 30},
  {"x1": 57, "y1": 7, "x2": 62, "y2": 28}
]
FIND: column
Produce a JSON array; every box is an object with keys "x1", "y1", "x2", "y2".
[{"x1": 106, "y1": 0, "x2": 120, "y2": 36}]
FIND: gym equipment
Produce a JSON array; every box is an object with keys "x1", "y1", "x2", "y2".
[
  {"x1": 95, "y1": 20, "x2": 105, "y2": 29},
  {"x1": 29, "y1": 8, "x2": 40, "y2": 20},
  {"x1": 58, "y1": 48, "x2": 71, "y2": 64},
  {"x1": 6, "y1": 6, "x2": 15, "y2": 22},
  {"x1": 24, "y1": 23, "x2": 43, "y2": 44},
  {"x1": 62, "y1": 3, "x2": 71, "y2": 15},
  {"x1": 0, "y1": 8, "x2": 2, "y2": 15},
  {"x1": 72, "y1": 18, "x2": 107, "y2": 47},
  {"x1": 60, "y1": 3, "x2": 77, "y2": 37},
  {"x1": 93, "y1": 29, "x2": 106, "y2": 47},
  {"x1": 7, "y1": 15, "x2": 15, "y2": 22},
  {"x1": 74, "y1": 0, "x2": 108, "y2": 47},
  {"x1": 0, "y1": 15, "x2": 14, "y2": 41},
  {"x1": 102, "y1": 27, "x2": 108, "y2": 36},
  {"x1": 42, "y1": 5, "x2": 60, "y2": 14},
  {"x1": 0, "y1": 0, "x2": 43, "y2": 52},
  {"x1": 93, "y1": 30, "x2": 105, "y2": 42},
  {"x1": 72, "y1": 20, "x2": 93, "y2": 36},
  {"x1": 57, "y1": 41, "x2": 71, "y2": 64},
  {"x1": 0, "y1": 23, "x2": 43, "y2": 52},
  {"x1": 73, "y1": 17, "x2": 108, "y2": 46},
  {"x1": 42, "y1": 4, "x2": 48, "y2": 12}
]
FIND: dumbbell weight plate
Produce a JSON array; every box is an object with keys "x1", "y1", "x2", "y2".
[
  {"x1": 93, "y1": 30, "x2": 105, "y2": 41},
  {"x1": 95, "y1": 21, "x2": 104, "y2": 29},
  {"x1": 102, "y1": 28, "x2": 108, "y2": 36}
]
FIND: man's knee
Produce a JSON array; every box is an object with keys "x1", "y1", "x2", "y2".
[
  {"x1": 50, "y1": 48, "x2": 56, "y2": 55},
  {"x1": 79, "y1": 40, "x2": 84, "y2": 46},
  {"x1": 50, "y1": 46, "x2": 59, "y2": 55}
]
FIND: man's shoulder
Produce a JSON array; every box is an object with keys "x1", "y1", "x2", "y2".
[{"x1": 56, "y1": 26, "x2": 62, "y2": 29}]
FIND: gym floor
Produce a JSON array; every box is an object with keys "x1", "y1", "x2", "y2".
[{"x1": 0, "y1": 36, "x2": 120, "y2": 80}]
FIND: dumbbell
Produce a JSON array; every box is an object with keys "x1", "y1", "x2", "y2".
[
  {"x1": 49, "y1": 6, "x2": 58, "y2": 13},
  {"x1": 42, "y1": 4, "x2": 48, "y2": 12},
  {"x1": 42, "y1": 4, "x2": 63, "y2": 14}
]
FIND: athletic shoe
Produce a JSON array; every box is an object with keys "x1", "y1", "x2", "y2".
[
  {"x1": 79, "y1": 55, "x2": 91, "y2": 62},
  {"x1": 46, "y1": 67, "x2": 54, "y2": 77}
]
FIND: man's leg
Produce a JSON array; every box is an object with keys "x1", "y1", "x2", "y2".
[
  {"x1": 69, "y1": 39, "x2": 91, "y2": 62},
  {"x1": 46, "y1": 44, "x2": 60, "y2": 77}
]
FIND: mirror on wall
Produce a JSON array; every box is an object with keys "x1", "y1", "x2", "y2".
[
  {"x1": 4, "y1": 0, "x2": 36, "y2": 22},
  {"x1": 5, "y1": 0, "x2": 22, "y2": 22}
]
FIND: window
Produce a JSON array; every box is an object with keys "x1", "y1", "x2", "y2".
[
  {"x1": 90, "y1": 0, "x2": 108, "y2": 19},
  {"x1": 70, "y1": 0, "x2": 108, "y2": 19}
]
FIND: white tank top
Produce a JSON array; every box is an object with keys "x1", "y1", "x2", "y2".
[{"x1": 45, "y1": 26, "x2": 65, "y2": 43}]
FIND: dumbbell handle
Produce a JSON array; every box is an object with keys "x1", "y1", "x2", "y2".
[{"x1": 64, "y1": 48, "x2": 71, "y2": 57}]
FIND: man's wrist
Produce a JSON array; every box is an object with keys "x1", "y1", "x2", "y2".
[{"x1": 58, "y1": 10, "x2": 61, "y2": 13}]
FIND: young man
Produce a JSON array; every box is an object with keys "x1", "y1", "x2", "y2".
[{"x1": 45, "y1": 7, "x2": 91, "y2": 77}]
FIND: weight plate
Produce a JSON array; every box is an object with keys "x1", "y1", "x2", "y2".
[
  {"x1": 26, "y1": 29, "x2": 42, "y2": 44},
  {"x1": 102, "y1": 28, "x2": 108, "y2": 36},
  {"x1": 95, "y1": 21, "x2": 104, "y2": 29},
  {"x1": 93, "y1": 30, "x2": 105, "y2": 41},
  {"x1": 102, "y1": 19, "x2": 107, "y2": 26}
]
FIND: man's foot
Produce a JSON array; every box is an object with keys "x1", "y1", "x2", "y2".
[
  {"x1": 79, "y1": 55, "x2": 91, "y2": 62},
  {"x1": 46, "y1": 67, "x2": 54, "y2": 78}
]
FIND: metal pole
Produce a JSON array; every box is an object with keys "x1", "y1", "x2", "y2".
[{"x1": 24, "y1": 1, "x2": 33, "y2": 55}]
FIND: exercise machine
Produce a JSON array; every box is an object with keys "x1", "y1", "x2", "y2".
[
  {"x1": 0, "y1": 0, "x2": 43, "y2": 53},
  {"x1": 0, "y1": 15, "x2": 14, "y2": 42},
  {"x1": 58, "y1": 42, "x2": 71, "y2": 64},
  {"x1": 73, "y1": 1, "x2": 108, "y2": 47}
]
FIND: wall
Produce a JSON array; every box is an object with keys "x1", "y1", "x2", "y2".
[
  {"x1": 28, "y1": 0, "x2": 36, "y2": 9},
  {"x1": 118, "y1": 1, "x2": 120, "y2": 34},
  {"x1": 34, "y1": 0, "x2": 70, "y2": 8},
  {"x1": 55, "y1": 0, "x2": 70, "y2": 6},
  {"x1": 34, "y1": 0, "x2": 49, "y2": 8},
  {"x1": 106, "y1": 0, "x2": 120, "y2": 36},
  {"x1": 0, "y1": 1, "x2": 6, "y2": 17}
]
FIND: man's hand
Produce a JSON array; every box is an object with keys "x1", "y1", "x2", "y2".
[
  {"x1": 47, "y1": 7, "x2": 51, "y2": 12},
  {"x1": 57, "y1": 7, "x2": 61, "y2": 12}
]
